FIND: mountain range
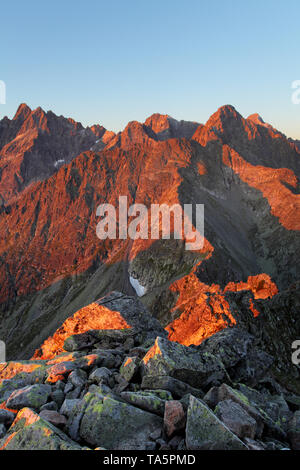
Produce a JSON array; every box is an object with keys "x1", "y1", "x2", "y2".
[{"x1": 0, "y1": 103, "x2": 299, "y2": 362}]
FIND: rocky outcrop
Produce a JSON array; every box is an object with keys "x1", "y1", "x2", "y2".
[
  {"x1": 0, "y1": 104, "x2": 109, "y2": 203},
  {"x1": 1, "y1": 297, "x2": 299, "y2": 450},
  {"x1": 33, "y1": 292, "x2": 166, "y2": 360}
]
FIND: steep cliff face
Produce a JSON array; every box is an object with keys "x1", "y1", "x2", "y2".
[
  {"x1": 0, "y1": 104, "x2": 109, "y2": 204},
  {"x1": 0, "y1": 105, "x2": 299, "y2": 360}
]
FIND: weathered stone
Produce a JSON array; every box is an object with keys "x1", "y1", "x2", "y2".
[
  {"x1": 203, "y1": 386, "x2": 219, "y2": 409},
  {"x1": 63, "y1": 328, "x2": 135, "y2": 353},
  {"x1": 288, "y1": 410, "x2": 300, "y2": 450},
  {"x1": 53, "y1": 380, "x2": 65, "y2": 391},
  {"x1": 198, "y1": 327, "x2": 255, "y2": 368},
  {"x1": 0, "y1": 408, "x2": 83, "y2": 450},
  {"x1": 215, "y1": 399, "x2": 257, "y2": 439},
  {"x1": 113, "y1": 376, "x2": 129, "y2": 394},
  {"x1": 68, "y1": 369, "x2": 87, "y2": 388},
  {"x1": 121, "y1": 391, "x2": 165, "y2": 416},
  {"x1": 168, "y1": 435, "x2": 184, "y2": 449},
  {"x1": 63, "y1": 332, "x2": 97, "y2": 352},
  {"x1": 285, "y1": 395, "x2": 300, "y2": 411},
  {"x1": 231, "y1": 349, "x2": 274, "y2": 386},
  {"x1": 6, "y1": 384, "x2": 52, "y2": 410},
  {"x1": 142, "y1": 337, "x2": 227, "y2": 389},
  {"x1": 46, "y1": 361, "x2": 76, "y2": 383},
  {"x1": 157, "y1": 438, "x2": 170, "y2": 450},
  {"x1": 0, "y1": 378, "x2": 28, "y2": 403},
  {"x1": 164, "y1": 400, "x2": 186, "y2": 438},
  {"x1": 88, "y1": 383, "x2": 112, "y2": 396},
  {"x1": 123, "y1": 337, "x2": 135, "y2": 352},
  {"x1": 129, "y1": 347, "x2": 149, "y2": 359},
  {"x1": 120, "y1": 356, "x2": 139, "y2": 382},
  {"x1": 217, "y1": 384, "x2": 264, "y2": 437},
  {"x1": 237, "y1": 384, "x2": 291, "y2": 437},
  {"x1": 51, "y1": 389, "x2": 65, "y2": 408},
  {"x1": 141, "y1": 375, "x2": 204, "y2": 399},
  {"x1": 0, "y1": 423, "x2": 6, "y2": 439},
  {"x1": 60, "y1": 399, "x2": 81, "y2": 418},
  {"x1": 244, "y1": 437, "x2": 266, "y2": 450},
  {"x1": 0, "y1": 409, "x2": 15, "y2": 426},
  {"x1": 149, "y1": 428, "x2": 162, "y2": 441},
  {"x1": 40, "y1": 401, "x2": 58, "y2": 412},
  {"x1": 198, "y1": 327, "x2": 273, "y2": 386},
  {"x1": 185, "y1": 395, "x2": 246, "y2": 450},
  {"x1": 66, "y1": 396, "x2": 92, "y2": 441},
  {"x1": 78, "y1": 392, "x2": 163, "y2": 450},
  {"x1": 89, "y1": 367, "x2": 113, "y2": 386},
  {"x1": 66, "y1": 386, "x2": 82, "y2": 399},
  {"x1": 64, "y1": 383, "x2": 74, "y2": 394},
  {"x1": 264, "y1": 439, "x2": 289, "y2": 450},
  {"x1": 144, "y1": 389, "x2": 173, "y2": 400},
  {"x1": 39, "y1": 410, "x2": 67, "y2": 428},
  {"x1": 93, "y1": 292, "x2": 167, "y2": 340},
  {"x1": 90, "y1": 350, "x2": 116, "y2": 369},
  {"x1": 73, "y1": 354, "x2": 102, "y2": 370}
]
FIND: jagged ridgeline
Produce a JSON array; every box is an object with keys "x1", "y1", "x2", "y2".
[{"x1": 0, "y1": 105, "x2": 299, "y2": 361}]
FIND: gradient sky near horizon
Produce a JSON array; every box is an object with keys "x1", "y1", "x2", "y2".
[{"x1": 1, "y1": 0, "x2": 300, "y2": 138}]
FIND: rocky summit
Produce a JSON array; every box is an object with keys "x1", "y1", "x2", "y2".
[{"x1": 0, "y1": 291, "x2": 300, "y2": 450}]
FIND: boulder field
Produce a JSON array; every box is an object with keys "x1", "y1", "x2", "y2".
[{"x1": 0, "y1": 291, "x2": 299, "y2": 451}]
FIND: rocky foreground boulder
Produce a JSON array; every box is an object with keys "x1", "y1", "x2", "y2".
[{"x1": 0, "y1": 292, "x2": 300, "y2": 450}]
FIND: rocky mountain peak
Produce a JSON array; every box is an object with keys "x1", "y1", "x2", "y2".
[
  {"x1": 247, "y1": 113, "x2": 272, "y2": 129},
  {"x1": 13, "y1": 103, "x2": 32, "y2": 121},
  {"x1": 144, "y1": 113, "x2": 172, "y2": 133}
]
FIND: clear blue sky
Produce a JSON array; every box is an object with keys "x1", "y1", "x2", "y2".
[{"x1": 1, "y1": 0, "x2": 300, "y2": 138}]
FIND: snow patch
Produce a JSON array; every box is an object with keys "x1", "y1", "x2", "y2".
[
  {"x1": 54, "y1": 159, "x2": 65, "y2": 168},
  {"x1": 129, "y1": 276, "x2": 146, "y2": 297}
]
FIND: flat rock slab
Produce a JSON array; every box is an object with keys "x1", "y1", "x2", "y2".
[
  {"x1": 197, "y1": 327, "x2": 273, "y2": 386},
  {"x1": 6, "y1": 384, "x2": 51, "y2": 410},
  {"x1": 215, "y1": 399, "x2": 257, "y2": 439},
  {"x1": 121, "y1": 391, "x2": 166, "y2": 416},
  {"x1": 76, "y1": 392, "x2": 163, "y2": 450},
  {"x1": 0, "y1": 407, "x2": 84, "y2": 450},
  {"x1": 142, "y1": 337, "x2": 227, "y2": 389},
  {"x1": 185, "y1": 395, "x2": 246, "y2": 450},
  {"x1": 141, "y1": 375, "x2": 204, "y2": 399}
]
